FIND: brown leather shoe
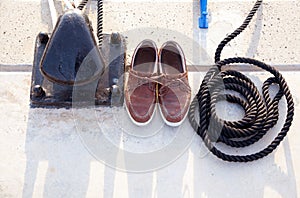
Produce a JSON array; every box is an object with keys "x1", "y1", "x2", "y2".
[
  {"x1": 158, "y1": 41, "x2": 191, "y2": 127},
  {"x1": 124, "y1": 40, "x2": 158, "y2": 126}
]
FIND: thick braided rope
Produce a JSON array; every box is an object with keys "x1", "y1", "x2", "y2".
[{"x1": 188, "y1": 0, "x2": 294, "y2": 162}]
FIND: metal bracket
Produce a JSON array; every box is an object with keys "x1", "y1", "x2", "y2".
[{"x1": 30, "y1": 32, "x2": 125, "y2": 108}]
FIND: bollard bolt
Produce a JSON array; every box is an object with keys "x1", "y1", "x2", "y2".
[
  {"x1": 38, "y1": 32, "x2": 49, "y2": 44},
  {"x1": 110, "y1": 32, "x2": 121, "y2": 44},
  {"x1": 33, "y1": 85, "x2": 46, "y2": 98}
]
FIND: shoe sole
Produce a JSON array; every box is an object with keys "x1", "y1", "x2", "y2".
[
  {"x1": 124, "y1": 102, "x2": 157, "y2": 127},
  {"x1": 158, "y1": 104, "x2": 188, "y2": 127}
]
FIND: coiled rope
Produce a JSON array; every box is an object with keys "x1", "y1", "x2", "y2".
[
  {"x1": 97, "y1": 0, "x2": 104, "y2": 47},
  {"x1": 77, "y1": 0, "x2": 103, "y2": 46},
  {"x1": 77, "y1": 0, "x2": 89, "y2": 10},
  {"x1": 188, "y1": 0, "x2": 294, "y2": 162}
]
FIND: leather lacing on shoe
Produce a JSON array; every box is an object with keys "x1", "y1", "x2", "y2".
[
  {"x1": 158, "y1": 72, "x2": 191, "y2": 120},
  {"x1": 125, "y1": 70, "x2": 158, "y2": 122},
  {"x1": 126, "y1": 70, "x2": 160, "y2": 94},
  {"x1": 158, "y1": 72, "x2": 191, "y2": 95}
]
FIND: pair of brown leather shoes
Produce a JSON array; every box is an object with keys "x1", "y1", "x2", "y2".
[{"x1": 125, "y1": 40, "x2": 191, "y2": 127}]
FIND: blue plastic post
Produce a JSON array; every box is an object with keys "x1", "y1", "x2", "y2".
[{"x1": 199, "y1": 0, "x2": 208, "y2": 28}]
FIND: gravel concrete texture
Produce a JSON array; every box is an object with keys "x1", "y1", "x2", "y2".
[
  {"x1": 0, "y1": 0, "x2": 52, "y2": 65},
  {"x1": 0, "y1": 0, "x2": 299, "y2": 66},
  {"x1": 98, "y1": 0, "x2": 300, "y2": 65}
]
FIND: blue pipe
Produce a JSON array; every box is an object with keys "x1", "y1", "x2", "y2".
[{"x1": 199, "y1": 0, "x2": 208, "y2": 28}]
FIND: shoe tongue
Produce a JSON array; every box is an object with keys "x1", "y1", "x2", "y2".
[{"x1": 40, "y1": 9, "x2": 104, "y2": 85}]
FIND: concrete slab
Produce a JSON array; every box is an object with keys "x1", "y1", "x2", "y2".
[
  {"x1": 1, "y1": 71, "x2": 300, "y2": 197},
  {"x1": 1, "y1": 0, "x2": 299, "y2": 66}
]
